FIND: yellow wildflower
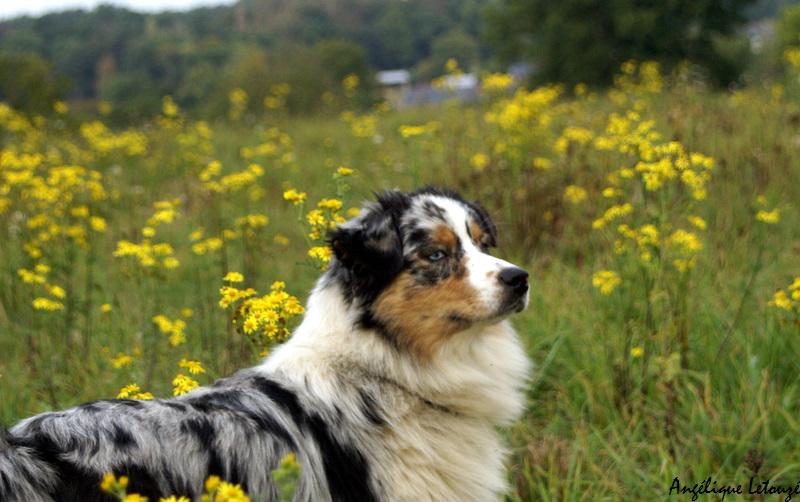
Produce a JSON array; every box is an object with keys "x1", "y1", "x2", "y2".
[
  {"x1": 470, "y1": 153, "x2": 489, "y2": 171},
  {"x1": 532, "y1": 157, "x2": 552, "y2": 170},
  {"x1": 756, "y1": 209, "x2": 780, "y2": 224},
  {"x1": 111, "y1": 353, "x2": 134, "y2": 369},
  {"x1": 172, "y1": 373, "x2": 200, "y2": 396},
  {"x1": 53, "y1": 101, "x2": 69, "y2": 114},
  {"x1": 224, "y1": 272, "x2": 244, "y2": 283},
  {"x1": 482, "y1": 73, "x2": 514, "y2": 93},
  {"x1": 687, "y1": 216, "x2": 707, "y2": 230},
  {"x1": 90, "y1": 216, "x2": 107, "y2": 232},
  {"x1": 32, "y1": 297, "x2": 64, "y2": 311},
  {"x1": 399, "y1": 124, "x2": 428, "y2": 138},
  {"x1": 212, "y1": 481, "x2": 250, "y2": 502},
  {"x1": 162, "y1": 257, "x2": 180, "y2": 269},
  {"x1": 564, "y1": 185, "x2": 588, "y2": 204},
  {"x1": 205, "y1": 476, "x2": 221, "y2": 492},
  {"x1": 179, "y1": 358, "x2": 206, "y2": 375},
  {"x1": 308, "y1": 246, "x2": 333, "y2": 267},
  {"x1": 592, "y1": 270, "x2": 621, "y2": 295},
  {"x1": 117, "y1": 383, "x2": 153, "y2": 400},
  {"x1": 283, "y1": 189, "x2": 307, "y2": 205},
  {"x1": 768, "y1": 290, "x2": 793, "y2": 311}
]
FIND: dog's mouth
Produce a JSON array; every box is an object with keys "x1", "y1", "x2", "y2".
[
  {"x1": 498, "y1": 295, "x2": 528, "y2": 317},
  {"x1": 448, "y1": 293, "x2": 529, "y2": 330}
]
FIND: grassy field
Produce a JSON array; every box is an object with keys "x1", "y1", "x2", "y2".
[{"x1": 1, "y1": 63, "x2": 799, "y2": 500}]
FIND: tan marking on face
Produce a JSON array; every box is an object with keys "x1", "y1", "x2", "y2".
[
  {"x1": 433, "y1": 224, "x2": 458, "y2": 251},
  {"x1": 371, "y1": 265, "x2": 488, "y2": 360},
  {"x1": 469, "y1": 221, "x2": 484, "y2": 247}
]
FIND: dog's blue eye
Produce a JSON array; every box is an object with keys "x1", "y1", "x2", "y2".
[{"x1": 428, "y1": 250, "x2": 447, "y2": 261}]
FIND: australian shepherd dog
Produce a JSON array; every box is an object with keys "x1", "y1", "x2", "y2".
[{"x1": 0, "y1": 188, "x2": 532, "y2": 501}]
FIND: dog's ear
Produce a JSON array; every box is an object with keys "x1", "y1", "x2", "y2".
[
  {"x1": 467, "y1": 199, "x2": 498, "y2": 248},
  {"x1": 329, "y1": 191, "x2": 408, "y2": 295}
]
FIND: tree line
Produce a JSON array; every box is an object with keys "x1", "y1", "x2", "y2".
[{"x1": 1, "y1": 0, "x2": 797, "y2": 122}]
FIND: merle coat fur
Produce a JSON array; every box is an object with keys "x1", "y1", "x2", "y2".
[{"x1": 0, "y1": 188, "x2": 532, "y2": 501}]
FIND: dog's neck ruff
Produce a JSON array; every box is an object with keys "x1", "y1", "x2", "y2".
[{"x1": 259, "y1": 275, "x2": 532, "y2": 426}]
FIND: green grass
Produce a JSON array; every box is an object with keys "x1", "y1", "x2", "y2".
[{"x1": 1, "y1": 79, "x2": 799, "y2": 500}]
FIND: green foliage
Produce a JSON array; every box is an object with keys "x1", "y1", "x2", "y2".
[
  {"x1": 777, "y1": 2, "x2": 800, "y2": 47},
  {"x1": 0, "y1": 67, "x2": 799, "y2": 500},
  {"x1": 0, "y1": 53, "x2": 70, "y2": 114},
  {"x1": 0, "y1": 0, "x2": 490, "y2": 120},
  {"x1": 486, "y1": 0, "x2": 758, "y2": 86},
  {"x1": 415, "y1": 28, "x2": 480, "y2": 80}
]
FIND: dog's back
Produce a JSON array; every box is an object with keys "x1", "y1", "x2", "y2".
[{"x1": 0, "y1": 370, "x2": 377, "y2": 501}]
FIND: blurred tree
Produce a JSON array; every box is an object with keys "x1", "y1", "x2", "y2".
[
  {"x1": 0, "y1": 0, "x2": 493, "y2": 119},
  {"x1": 486, "y1": 0, "x2": 758, "y2": 86},
  {"x1": 316, "y1": 39, "x2": 371, "y2": 82},
  {"x1": 778, "y1": 2, "x2": 800, "y2": 47},
  {"x1": 0, "y1": 53, "x2": 71, "y2": 114},
  {"x1": 416, "y1": 28, "x2": 480, "y2": 80}
]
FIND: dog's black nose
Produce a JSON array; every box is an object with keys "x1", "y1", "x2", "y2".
[{"x1": 499, "y1": 267, "x2": 529, "y2": 294}]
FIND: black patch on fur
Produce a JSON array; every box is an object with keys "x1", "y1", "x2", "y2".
[
  {"x1": 180, "y1": 416, "x2": 225, "y2": 484},
  {"x1": 79, "y1": 403, "x2": 102, "y2": 414},
  {"x1": 118, "y1": 399, "x2": 144, "y2": 408},
  {"x1": 420, "y1": 200, "x2": 446, "y2": 221},
  {"x1": 109, "y1": 423, "x2": 137, "y2": 450},
  {"x1": 15, "y1": 432, "x2": 112, "y2": 500},
  {"x1": 160, "y1": 459, "x2": 196, "y2": 500},
  {"x1": 250, "y1": 377, "x2": 305, "y2": 426},
  {"x1": 162, "y1": 401, "x2": 187, "y2": 412},
  {"x1": 21, "y1": 415, "x2": 49, "y2": 435},
  {"x1": 180, "y1": 417, "x2": 215, "y2": 449},
  {"x1": 357, "y1": 390, "x2": 385, "y2": 427},
  {"x1": 115, "y1": 464, "x2": 162, "y2": 500},
  {"x1": 306, "y1": 413, "x2": 377, "y2": 502},
  {"x1": 186, "y1": 390, "x2": 296, "y2": 448},
  {"x1": 328, "y1": 191, "x2": 409, "y2": 306},
  {"x1": 414, "y1": 186, "x2": 498, "y2": 248}
]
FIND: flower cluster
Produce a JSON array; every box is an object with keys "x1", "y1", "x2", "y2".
[
  {"x1": 114, "y1": 200, "x2": 181, "y2": 269},
  {"x1": 592, "y1": 270, "x2": 622, "y2": 295},
  {"x1": 116, "y1": 384, "x2": 154, "y2": 400},
  {"x1": 219, "y1": 274, "x2": 304, "y2": 353},
  {"x1": 305, "y1": 197, "x2": 345, "y2": 268},
  {"x1": 481, "y1": 73, "x2": 515, "y2": 93},
  {"x1": 99, "y1": 473, "x2": 251, "y2": 502},
  {"x1": 199, "y1": 160, "x2": 265, "y2": 194},
  {"x1": 768, "y1": 277, "x2": 800, "y2": 314},
  {"x1": 18, "y1": 263, "x2": 67, "y2": 311},
  {"x1": 152, "y1": 314, "x2": 187, "y2": 347}
]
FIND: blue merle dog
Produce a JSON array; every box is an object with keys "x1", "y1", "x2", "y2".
[{"x1": 0, "y1": 188, "x2": 532, "y2": 501}]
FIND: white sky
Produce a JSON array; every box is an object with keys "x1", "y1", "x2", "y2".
[{"x1": 0, "y1": 0, "x2": 236, "y2": 20}]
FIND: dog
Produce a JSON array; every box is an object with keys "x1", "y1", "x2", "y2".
[{"x1": 0, "y1": 187, "x2": 532, "y2": 501}]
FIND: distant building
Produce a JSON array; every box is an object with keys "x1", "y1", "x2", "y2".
[
  {"x1": 377, "y1": 67, "x2": 527, "y2": 108},
  {"x1": 508, "y1": 62, "x2": 536, "y2": 82},
  {"x1": 376, "y1": 70, "x2": 411, "y2": 109},
  {"x1": 746, "y1": 19, "x2": 775, "y2": 54},
  {"x1": 439, "y1": 73, "x2": 478, "y2": 91}
]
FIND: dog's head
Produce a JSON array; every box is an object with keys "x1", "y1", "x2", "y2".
[{"x1": 328, "y1": 188, "x2": 528, "y2": 359}]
